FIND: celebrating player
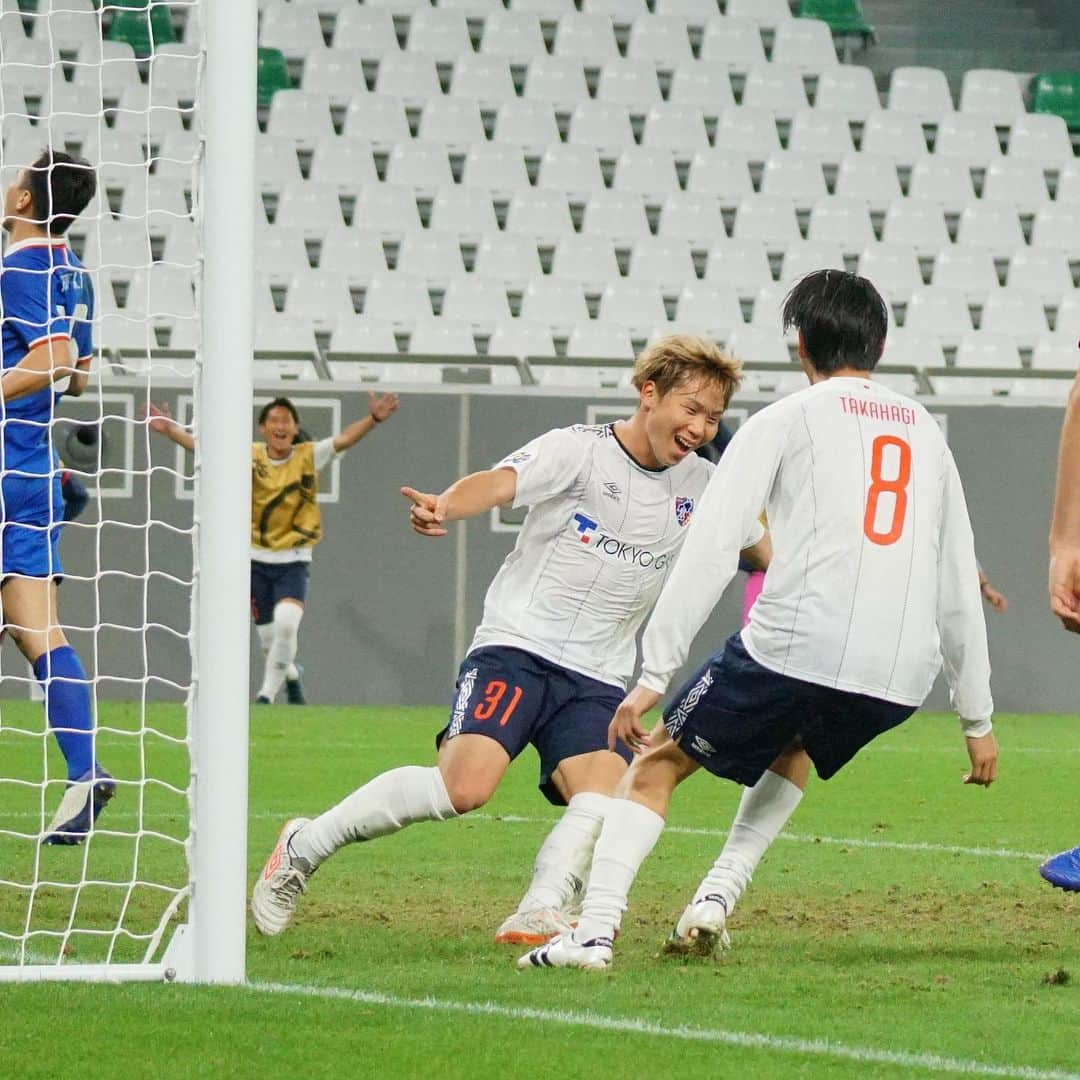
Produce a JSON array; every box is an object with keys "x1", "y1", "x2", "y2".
[
  {"x1": 251, "y1": 336, "x2": 767, "y2": 940},
  {"x1": 0, "y1": 149, "x2": 107, "y2": 844},
  {"x1": 520, "y1": 270, "x2": 999, "y2": 971},
  {"x1": 147, "y1": 392, "x2": 398, "y2": 705},
  {"x1": 1042, "y1": 352, "x2": 1080, "y2": 892}
]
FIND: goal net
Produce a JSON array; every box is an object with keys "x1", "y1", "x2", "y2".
[{"x1": 0, "y1": 0, "x2": 253, "y2": 983}]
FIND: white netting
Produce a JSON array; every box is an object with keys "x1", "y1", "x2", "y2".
[{"x1": 0, "y1": 0, "x2": 201, "y2": 971}]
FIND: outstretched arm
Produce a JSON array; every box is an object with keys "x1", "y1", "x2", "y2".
[
  {"x1": 144, "y1": 401, "x2": 196, "y2": 452},
  {"x1": 1050, "y1": 368, "x2": 1080, "y2": 632},
  {"x1": 401, "y1": 468, "x2": 518, "y2": 538},
  {"x1": 332, "y1": 392, "x2": 399, "y2": 453}
]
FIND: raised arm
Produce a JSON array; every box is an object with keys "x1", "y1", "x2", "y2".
[
  {"x1": 144, "y1": 401, "x2": 196, "y2": 452},
  {"x1": 1050, "y1": 368, "x2": 1080, "y2": 632},
  {"x1": 332, "y1": 392, "x2": 399, "y2": 453},
  {"x1": 401, "y1": 468, "x2": 518, "y2": 538}
]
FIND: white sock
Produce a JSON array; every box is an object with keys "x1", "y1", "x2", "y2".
[
  {"x1": 286, "y1": 662, "x2": 300, "y2": 682},
  {"x1": 256, "y1": 623, "x2": 274, "y2": 657},
  {"x1": 692, "y1": 769, "x2": 803, "y2": 916},
  {"x1": 258, "y1": 602, "x2": 302, "y2": 702},
  {"x1": 574, "y1": 798, "x2": 665, "y2": 943},
  {"x1": 517, "y1": 792, "x2": 611, "y2": 913},
  {"x1": 291, "y1": 765, "x2": 458, "y2": 868}
]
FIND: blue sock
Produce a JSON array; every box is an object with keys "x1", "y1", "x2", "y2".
[{"x1": 34, "y1": 645, "x2": 95, "y2": 782}]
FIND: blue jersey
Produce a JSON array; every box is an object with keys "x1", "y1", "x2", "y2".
[{"x1": 0, "y1": 238, "x2": 94, "y2": 478}]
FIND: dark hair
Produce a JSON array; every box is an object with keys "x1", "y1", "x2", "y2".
[
  {"x1": 24, "y1": 150, "x2": 96, "y2": 235},
  {"x1": 781, "y1": 270, "x2": 888, "y2": 374},
  {"x1": 258, "y1": 397, "x2": 301, "y2": 426}
]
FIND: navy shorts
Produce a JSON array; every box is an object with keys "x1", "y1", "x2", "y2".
[
  {"x1": 250, "y1": 560, "x2": 310, "y2": 625},
  {"x1": 437, "y1": 646, "x2": 631, "y2": 806},
  {"x1": 664, "y1": 632, "x2": 917, "y2": 786},
  {"x1": 1, "y1": 475, "x2": 64, "y2": 579}
]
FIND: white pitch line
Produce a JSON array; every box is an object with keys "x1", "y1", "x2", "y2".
[{"x1": 247, "y1": 981, "x2": 1080, "y2": 1080}]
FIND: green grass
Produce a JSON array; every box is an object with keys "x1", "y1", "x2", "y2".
[{"x1": 1, "y1": 705, "x2": 1078, "y2": 1078}]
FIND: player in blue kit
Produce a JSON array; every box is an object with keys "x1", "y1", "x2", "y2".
[{"x1": 1, "y1": 149, "x2": 108, "y2": 845}]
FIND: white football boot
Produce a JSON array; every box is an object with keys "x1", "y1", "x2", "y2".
[
  {"x1": 494, "y1": 907, "x2": 575, "y2": 945},
  {"x1": 663, "y1": 894, "x2": 731, "y2": 958},
  {"x1": 251, "y1": 818, "x2": 314, "y2": 936},
  {"x1": 517, "y1": 932, "x2": 613, "y2": 971}
]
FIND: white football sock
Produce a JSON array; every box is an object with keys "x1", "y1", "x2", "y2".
[
  {"x1": 258, "y1": 602, "x2": 303, "y2": 702},
  {"x1": 516, "y1": 792, "x2": 611, "y2": 913},
  {"x1": 692, "y1": 769, "x2": 803, "y2": 915},
  {"x1": 291, "y1": 765, "x2": 458, "y2": 868},
  {"x1": 574, "y1": 798, "x2": 665, "y2": 943}
]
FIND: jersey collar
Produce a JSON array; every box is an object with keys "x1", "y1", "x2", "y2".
[
  {"x1": 609, "y1": 423, "x2": 669, "y2": 474},
  {"x1": 4, "y1": 237, "x2": 70, "y2": 255}
]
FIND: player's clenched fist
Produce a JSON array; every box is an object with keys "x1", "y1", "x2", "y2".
[
  {"x1": 962, "y1": 731, "x2": 999, "y2": 787},
  {"x1": 609, "y1": 684, "x2": 661, "y2": 754},
  {"x1": 401, "y1": 486, "x2": 450, "y2": 537}
]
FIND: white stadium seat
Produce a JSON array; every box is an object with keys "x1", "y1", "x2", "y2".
[
  {"x1": 627, "y1": 14, "x2": 694, "y2": 66},
  {"x1": 1007, "y1": 249, "x2": 1073, "y2": 302},
  {"x1": 699, "y1": 16, "x2": 766, "y2": 71},
  {"x1": 881, "y1": 199, "x2": 950, "y2": 257},
  {"x1": 955, "y1": 201, "x2": 1025, "y2": 258},
  {"x1": 554, "y1": 12, "x2": 620, "y2": 65},
  {"x1": 489, "y1": 320, "x2": 558, "y2": 358},
  {"x1": 714, "y1": 106, "x2": 781, "y2": 162},
  {"x1": 954, "y1": 331, "x2": 1022, "y2": 369},
  {"x1": 760, "y1": 152, "x2": 827, "y2": 205},
  {"x1": 733, "y1": 195, "x2": 800, "y2": 249},
  {"x1": 613, "y1": 146, "x2": 682, "y2": 201},
  {"x1": 726, "y1": 325, "x2": 791, "y2": 365},
  {"x1": 931, "y1": 247, "x2": 999, "y2": 303},
  {"x1": 1031, "y1": 203, "x2": 1080, "y2": 253},
  {"x1": 320, "y1": 227, "x2": 390, "y2": 284},
  {"x1": 908, "y1": 155, "x2": 977, "y2": 214},
  {"x1": 569, "y1": 100, "x2": 638, "y2": 156},
  {"x1": 409, "y1": 318, "x2": 479, "y2": 357},
  {"x1": 668, "y1": 62, "x2": 736, "y2": 114},
  {"x1": 310, "y1": 139, "x2": 380, "y2": 195},
  {"x1": 442, "y1": 275, "x2": 514, "y2": 327},
  {"x1": 285, "y1": 270, "x2": 356, "y2": 329},
  {"x1": 462, "y1": 142, "x2": 532, "y2": 198},
  {"x1": 452, "y1": 56, "x2": 517, "y2": 108},
  {"x1": 406, "y1": 9, "x2": 474, "y2": 63},
  {"x1": 658, "y1": 193, "x2": 726, "y2": 245},
  {"x1": 376, "y1": 53, "x2": 442, "y2": 108},
  {"x1": 905, "y1": 286, "x2": 973, "y2": 342},
  {"x1": 780, "y1": 241, "x2": 845, "y2": 284},
  {"x1": 1007, "y1": 113, "x2": 1073, "y2": 169},
  {"x1": 959, "y1": 69, "x2": 1027, "y2": 124},
  {"x1": 933, "y1": 114, "x2": 1002, "y2": 165},
  {"x1": 600, "y1": 280, "x2": 669, "y2": 334},
  {"x1": 888, "y1": 66, "x2": 954, "y2": 121},
  {"x1": 879, "y1": 329, "x2": 945, "y2": 369},
  {"x1": 332, "y1": 7, "x2": 400, "y2": 59},
  {"x1": 860, "y1": 111, "x2": 929, "y2": 166},
  {"x1": 386, "y1": 140, "x2": 456, "y2": 194},
  {"x1": 521, "y1": 277, "x2": 591, "y2": 327},
  {"x1": 551, "y1": 234, "x2": 622, "y2": 289},
  {"x1": 980, "y1": 290, "x2": 1049, "y2": 346},
  {"x1": 474, "y1": 234, "x2": 545, "y2": 286},
  {"x1": 524, "y1": 57, "x2": 591, "y2": 112},
  {"x1": 420, "y1": 96, "x2": 487, "y2": 150},
  {"x1": 982, "y1": 159, "x2": 1050, "y2": 213},
  {"x1": 770, "y1": 18, "x2": 837, "y2": 74},
  {"x1": 642, "y1": 103, "x2": 710, "y2": 157},
  {"x1": 329, "y1": 319, "x2": 400, "y2": 355},
  {"x1": 351, "y1": 184, "x2": 423, "y2": 238},
  {"x1": 628, "y1": 236, "x2": 696, "y2": 291},
  {"x1": 834, "y1": 153, "x2": 902, "y2": 212},
  {"x1": 275, "y1": 181, "x2": 345, "y2": 234},
  {"x1": 429, "y1": 186, "x2": 499, "y2": 240},
  {"x1": 814, "y1": 65, "x2": 881, "y2": 121},
  {"x1": 566, "y1": 322, "x2": 636, "y2": 359},
  {"x1": 675, "y1": 282, "x2": 744, "y2": 339},
  {"x1": 396, "y1": 230, "x2": 467, "y2": 285},
  {"x1": 1032, "y1": 335, "x2": 1079, "y2": 372},
  {"x1": 726, "y1": 0, "x2": 791, "y2": 27},
  {"x1": 344, "y1": 94, "x2": 411, "y2": 149},
  {"x1": 481, "y1": 12, "x2": 548, "y2": 65},
  {"x1": 506, "y1": 188, "x2": 576, "y2": 243},
  {"x1": 596, "y1": 58, "x2": 663, "y2": 112},
  {"x1": 303, "y1": 49, "x2": 370, "y2": 103},
  {"x1": 704, "y1": 238, "x2": 773, "y2": 294},
  {"x1": 741, "y1": 64, "x2": 809, "y2": 118},
  {"x1": 539, "y1": 144, "x2": 607, "y2": 201},
  {"x1": 858, "y1": 244, "x2": 923, "y2": 303},
  {"x1": 686, "y1": 149, "x2": 754, "y2": 205},
  {"x1": 788, "y1": 108, "x2": 855, "y2": 165},
  {"x1": 261, "y1": 1, "x2": 327, "y2": 61},
  {"x1": 583, "y1": 191, "x2": 652, "y2": 245},
  {"x1": 494, "y1": 99, "x2": 561, "y2": 154},
  {"x1": 807, "y1": 197, "x2": 875, "y2": 254}
]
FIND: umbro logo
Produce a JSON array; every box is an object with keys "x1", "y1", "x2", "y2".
[
  {"x1": 602, "y1": 481, "x2": 622, "y2": 501},
  {"x1": 690, "y1": 735, "x2": 716, "y2": 757}
]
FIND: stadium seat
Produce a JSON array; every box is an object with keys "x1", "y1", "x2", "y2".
[
  {"x1": 600, "y1": 280, "x2": 669, "y2": 334},
  {"x1": 954, "y1": 331, "x2": 1022, "y2": 369},
  {"x1": 489, "y1": 320, "x2": 558, "y2": 358},
  {"x1": 524, "y1": 57, "x2": 591, "y2": 112},
  {"x1": 928, "y1": 373, "x2": 1014, "y2": 397},
  {"x1": 787, "y1": 109, "x2": 855, "y2": 165},
  {"x1": 511, "y1": 0, "x2": 576, "y2": 17},
  {"x1": 933, "y1": 114, "x2": 1002, "y2": 165},
  {"x1": 1056, "y1": 292, "x2": 1080, "y2": 338},
  {"x1": 905, "y1": 286, "x2": 972, "y2": 342},
  {"x1": 742, "y1": 65, "x2": 809, "y2": 118},
  {"x1": 429, "y1": 186, "x2": 500, "y2": 239},
  {"x1": 366, "y1": 0, "x2": 432, "y2": 14},
  {"x1": 733, "y1": 195, "x2": 800, "y2": 250},
  {"x1": 285, "y1": 270, "x2": 356, "y2": 330},
  {"x1": 310, "y1": 140, "x2": 379, "y2": 195},
  {"x1": 386, "y1": 141, "x2": 456, "y2": 194},
  {"x1": 727, "y1": 0, "x2": 792, "y2": 27},
  {"x1": 726, "y1": 325, "x2": 791, "y2": 365},
  {"x1": 751, "y1": 282, "x2": 793, "y2": 331},
  {"x1": 627, "y1": 15, "x2": 694, "y2": 67},
  {"x1": 628, "y1": 237, "x2": 696, "y2": 291},
  {"x1": 109, "y1": 83, "x2": 188, "y2": 142},
  {"x1": 462, "y1": 142, "x2": 532, "y2": 198},
  {"x1": 538, "y1": 144, "x2": 607, "y2": 201},
  {"x1": 71, "y1": 41, "x2": 141, "y2": 99},
  {"x1": 704, "y1": 238, "x2": 773, "y2": 294},
  {"x1": 377, "y1": 54, "x2": 442, "y2": 108},
  {"x1": 857, "y1": 244, "x2": 922, "y2": 303},
  {"x1": 364, "y1": 274, "x2": 434, "y2": 326},
  {"x1": 521, "y1": 277, "x2": 591, "y2": 327},
  {"x1": 397, "y1": 230, "x2": 468, "y2": 285},
  {"x1": 1007, "y1": 114, "x2": 1074, "y2": 169},
  {"x1": 1032, "y1": 335, "x2": 1079, "y2": 372},
  {"x1": 452, "y1": 56, "x2": 517, "y2": 109},
  {"x1": 302, "y1": 49, "x2": 370, "y2": 104},
  {"x1": 761, "y1": 152, "x2": 827, "y2": 206},
  {"x1": 881, "y1": 199, "x2": 950, "y2": 256},
  {"x1": 658, "y1": 193, "x2": 726, "y2": 246},
  {"x1": 1033, "y1": 71, "x2": 1080, "y2": 131},
  {"x1": 406, "y1": 9, "x2": 474, "y2": 63},
  {"x1": 699, "y1": 16, "x2": 766, "y2": 71},
  {"x1": 959, "y1": 69, "x2": 1027, "y2": 125},
  {"x1": 254, "y1": 226, "x2": 312, "y2": 282},
  {"x1": 1007, "y1": 249, "x2": 1073, "y2": 303},
  {"x1": 267, "y1": 91, "x2": 336, "y2": 146},
  {"x1": 494, "y1": 99, "x2": 561, "y2": 154},
  {"x1": 597, "y1": 59, "x2": 663, "y2": 112},
  {"x1": 686, "y1": 149, "x2": 754, "y2": 205},
  {"x1": 257, "y1": 47, "x2": 291, "y2": 109},
  {"x1": 443, "y1": 275, "x2": 514, "y2": 328},
  {"x1": 83, "y1": 221, "x2": 152, "y2": 282},
  {"x1": 583, "y1": 0, "x2": 649, "y2": 21},
  {"x1": 351, "y1": 184, "x2": 423, "y2": 238},
  {"x1": 319, "y1": 227, "x2": 390, "y2": 284},
  {"x1": 420, "y1": 96, "x2": 487, "y2": 150},
  {"x1": 860, "y1": 111, "x2": 929, "y2": 165},
  {"x1": 38, "y1": 2, "x2": 102, "y2": 55},
  {"x1": 642, "y1": 104, "x2": 710, "y2": 157},
  {"x1": 345, "y1": 94, "x2": 411, "y2": 150},
  {"x1": 931, "y1": 247, "x2": 999, "y2": 302},
  {"x1": 409, "y1": 318, "x2": 479, "y2": 357},
  {"x1": 674, "y1": 282, "x2": 744, "y2": 339},
  {"x1": 834, "y1": 153, "x2": 901, "y2": 212},
  {"x1": 807, "y1": 197, "x2": 874, "y2": 254},
  {"x1": 1031, "y1": 203, "x2": 1080, "y2": 252},
  {"x1": 566, "y1": 322, "x2": 636, "y2": 359},
  {"x1": 1055, "y1": 160, "x2": 1080, "y2": 204},
  {"x1": 799, "y1": 0, "x2": 873, "y2": 35},
  {"x1": 780, "y1": 240, "x2": 845, "y2": 284},
  {"x1": 668, "y1": 62, "x2": 736, "y2": 114},
  {"x1": 583, "y1": 192, "x2": 652, "y2": 246},
  {"x1": 655, "y1": 0, "x2": 722, "y2": 27},
  {"x1": 613, "y1": 147, "x2": 682, "y2": 201},
  {"x1": 1006, "y1": 377, "x2": 1072, "y2": 401},
  {"x1": 908, "y1": 156, "x2": 977, "y2": 214},
  {"x1": 481, "y1": 12, "x2": 548, "y2": 65},
  {"x1": 813, "y1": 64, "x2": 881, "y2": 121},
  {"x1": 879, "y1": 329, "x2": 945, "y2": 369},
  {"x1": 888, "y1": 67, "x2": 954, "y2": 122},
  {"x1": 771, "y1": 18, "x2": 838, "y2": 74},
  {"x1": 439, "y1": 0, "x2": 504, "y2": 16},
  {"x1": 474, "y1": 234, "x2": 545, "y2": 285},
  {"x1": 981, "y1": 159, "x2": 1050, "y2": 214},
  {"x1": 551, "y1": 234, "x2": 622, "y2": 289},
  {"x1": 125, "y1": 264, "x2": 196, "y2": 323},
  {"x1": 38, "y1": 82, "x2": 100, "y2": 145},
  {"x1": 506, "y1": 188, "x2": 576, "y2": 243},
  {"x1": 331, "y1": 6, "x2": 401, "y2": 59},
  {"x1": 554, "y1": 13, "x2": 620, "y2": 65},
  {"x1": 260, "y1": 1, "x2": 327, "y2": 62},
  {"x1": 569, "y1": 100, "x2": 638, "y2": 156},
  {"x1": 980, "y1": 290, "x2": 1050, "y2": 346},
  {"x1": 154, "y1": 129, "x2": 200, "y2": 182},
  {"x1": 275, "y1": 182, "x2": 345, "y2": 234},
  {"x1": 955, "y1": 201, "x2": 1025, "y2": 258},
  {"x1": 328, "y1": 319, "x2": 400, "y2": 356},
  {"x1": 715, "y1": 106, "x2": 782, "y2": 163}
]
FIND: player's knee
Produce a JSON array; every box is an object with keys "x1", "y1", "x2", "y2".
[{"x1": 440, "y1": 772, "x2": 496, "y2": 814}]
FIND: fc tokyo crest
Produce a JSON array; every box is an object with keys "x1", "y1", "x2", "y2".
[{"x1": 675, "y1": 497, "x2": 694, "y2": 527}]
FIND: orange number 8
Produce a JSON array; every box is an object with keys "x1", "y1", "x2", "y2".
[{"x1": 863, "y1": 435, "x2": 911, "y2": 547}]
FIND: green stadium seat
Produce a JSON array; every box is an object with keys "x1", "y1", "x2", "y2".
[
  {"x1": 798, "y1": 0, "x2": 873, "y2": 40},
  {"x1": 258, "y1": 47, "x2": 292, "y2": 110},
  {"x1": 1034, "y1": 72, "x2": 1080, "y2": 131},
  {"x1": 108, "y1": 1, "x2": 176, "y2": 60}
]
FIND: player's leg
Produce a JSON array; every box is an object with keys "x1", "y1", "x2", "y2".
[
  {"x1": 1040, "y1": 845, "x2": 1080, "y2": 891},
  {"x1": 277, "y1": 563, "x2": 308, "y2": 705},
  {"x1": 250, "y1": 561, "x2": 276, "y2": 704},
  {"x1": 257, "y1": 588, "x2": 305, "y2": 705}
]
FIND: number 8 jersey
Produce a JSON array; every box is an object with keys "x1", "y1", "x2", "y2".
[{"x1": 639, "y1": 376, "x2": 993, "y2": 729}]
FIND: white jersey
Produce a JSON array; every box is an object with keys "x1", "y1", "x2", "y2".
[
  {"x1": 470, "y1": 424, "x2": 760, "y2": 689},
  {"x1": 639, "y1": 377, "x2": 993, "y2": 734}
]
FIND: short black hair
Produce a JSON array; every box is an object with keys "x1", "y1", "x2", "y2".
[
  {"x1": 781, "y1": 270, "x2": 888, "y2": 374},
  {"x1": 24, "y1": 150, "x2": 96, "y2": 235},
  {"x1": 258, "y1": 397, "x2": 300, "y2": 426}
]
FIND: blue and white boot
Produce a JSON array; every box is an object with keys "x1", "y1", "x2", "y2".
[
  {"x1": 1040, "y1": 846, "x2": 1080, "y2": 892},
  {"x1": 517, "y1": 932, "x2": 613, "y2": 971},
  {"x1": 43, "y1": 765, "x2": 115, "y2": 846}
]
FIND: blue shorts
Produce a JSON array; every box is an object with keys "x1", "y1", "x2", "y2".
[
  {"x1": 250, "y1": 560, "x2": 310, "y2": 625},
  {"x1": 1, "y1": 475, "x2": 64, "y2": 579},
  {"x1": 437, "y1": 645, "x2": 631, "y2": 806},
  {"x1": 664, "y1": 632, "x2": 917, "y2": 786}
]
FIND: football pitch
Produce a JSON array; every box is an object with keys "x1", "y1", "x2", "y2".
[{"x1": 0, "y1": 703, "x2": 1077, "y2": 1079}]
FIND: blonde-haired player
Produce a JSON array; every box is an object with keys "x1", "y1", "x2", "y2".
[{"x1": 251, "y1": 336, "x2": 770, "y2": 941}]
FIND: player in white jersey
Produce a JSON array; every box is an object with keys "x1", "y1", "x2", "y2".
[
  {"x1": 251, "y1": 336, "x2": 768, "y2": 939},
  {"x1": 520, "y1": 269, "x2": 1000, "y2": 971}
]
